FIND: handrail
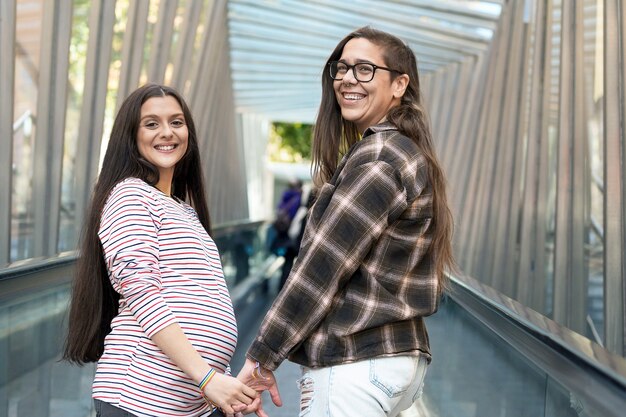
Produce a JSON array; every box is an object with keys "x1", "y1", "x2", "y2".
[
  {"x1": 0, "y1": 254, "x2": 78, "y2": 281},
  {"x1": 212, "y1": 219, "x2": 265, "y2": 238},
  {"x1": 0, "y1": 219, "x2": 269, "y2": 282},
  {"x1": 0, "y1": 254, "x2": 77, "y2": 304},
  {"x1": 449, "y1": 274, "x2": 626, "y2": 416},
  {"x1": 0, "y1": 219, "x2": 270, "y2": 307}
]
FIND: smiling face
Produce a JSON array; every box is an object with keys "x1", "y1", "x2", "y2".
[
  {"x1": 333, "y1": 38, "x2": 408, "y2": 134},
  {"x1": 136, "y1": 95, "x2": 188, "y2": 193}
]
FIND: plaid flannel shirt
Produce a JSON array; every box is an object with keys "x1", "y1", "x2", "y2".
[{"x1": 248, "y1": 123, "x2": 440, "y2": 370}]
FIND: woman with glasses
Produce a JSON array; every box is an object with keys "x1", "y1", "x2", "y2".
[{"x1": 238, "y1": 27, "x2": 455, "y2": 417}]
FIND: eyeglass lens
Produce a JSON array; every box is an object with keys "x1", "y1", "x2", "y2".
[{"x1": 330, "y1": 62, "x2": 375, "y2": 82}]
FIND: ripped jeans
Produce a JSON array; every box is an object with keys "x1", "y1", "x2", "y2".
[{"x1": 297, "y1": 355, "x2": 428, "y2": 417}]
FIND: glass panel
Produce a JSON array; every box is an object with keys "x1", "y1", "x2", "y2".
[
  {"x1": 214, "y1": 225, "x2": 268, "y2": 288},
  {"x1": 0, "y1": 283, "x2": 96, "y2": 417},
  {"x1": 59, "y1": 0, "x2": 91, "y2": 253},
  {"x1": 544, "y1": 0, "x2": 562, "y2": 317},
  {"x1": 11, "y1": 0, "x2": 44, "y2": 262},
  {"x1": 514, "y1": 3, "x2": 536, "y2": 293},
  {"x1": 99, "y1": 0, "x2": 130, "y2": 168},
  {"x1": 581, "y1": 0, "x2": 604, "y2": 344},
  {"x1": 422, "y1": 298, "x2": 548, "y2": 416},
  {"x1": 138, "y1": 0, "x2": 160, "y2": 86},
  {"x1": 545, "y1": 376, "x2": 606, "y2": 417},
  {"x1": 163, "y1": 0, "x2": 188, "y2": 86},
  {"x1": 184, "y1": 0, "x2": 211, "y2": 97},
  {"x1": 420, "y1": 296, "x2": 621, "y2": 416}
]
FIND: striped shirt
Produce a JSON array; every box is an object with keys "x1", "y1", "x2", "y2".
[
  {"x1": 93, "y1": 178, "x2": 237, "y2": 417},
  {"x1": 248, "y1": 123, "x2": 440, "y2": 370}
]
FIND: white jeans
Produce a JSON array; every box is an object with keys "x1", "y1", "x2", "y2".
[{"x1": 297, "y1": 355, "x2": 428, "y2": 417}]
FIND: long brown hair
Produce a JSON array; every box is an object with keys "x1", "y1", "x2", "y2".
[
  {"x1": 312, "y1": 27, "x2": 455, "y2": 292},
  {"x1": 64, "y1": 83, "x2": 212, "y2": 363}
]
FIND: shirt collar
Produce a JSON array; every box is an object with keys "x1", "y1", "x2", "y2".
[{"x1": 362, "y1": 122, "x2": 397, "y2": 139}]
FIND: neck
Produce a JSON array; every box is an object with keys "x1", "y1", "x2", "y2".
[{"x1": 156, "y1": 169, "x2": 173, "y2": 196}]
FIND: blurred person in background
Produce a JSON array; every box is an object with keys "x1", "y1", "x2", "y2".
[
  {"x1": 278, "y1": 184, "x2": 315, "y2": 291},
  {"x1": 269, "y1": 178, "x2": 303, "y2": 257}
]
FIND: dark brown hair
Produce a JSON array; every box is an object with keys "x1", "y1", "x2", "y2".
[
  {"x1": 312, "y1": 27, "x2": 455, "y2": 292},
  {"x1": 63, "y1": 83, "x2": 211, "y2": 363}
]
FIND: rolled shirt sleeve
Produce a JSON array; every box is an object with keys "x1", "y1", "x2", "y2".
[{"x1": 98, "y1": 183, "x2": 177, "y2": 337}]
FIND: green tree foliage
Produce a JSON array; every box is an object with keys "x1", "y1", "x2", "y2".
[{"x1": 268, "y1": 122, "x2": 313, "y2": 162}]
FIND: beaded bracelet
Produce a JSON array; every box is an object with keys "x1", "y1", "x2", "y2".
[{"x1": 198, "y1": 368, "x2": 216, "y2": 391}]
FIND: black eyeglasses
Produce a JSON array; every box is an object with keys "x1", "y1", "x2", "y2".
[{"x1": 328, "y1": 61, "x2": 400, "y2": 83}]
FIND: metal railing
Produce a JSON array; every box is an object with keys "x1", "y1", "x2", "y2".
[
  {"x1": 2, "y1": 221, "x2": 625, "y2": 417},
  {"x1": 422, "y1": 274, "x2": 626, "y2": 417}
]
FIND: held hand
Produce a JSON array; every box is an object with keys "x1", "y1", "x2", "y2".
[
  {"x1": 228, "y1": 397, "x2": 261, "y2": 416},
  {"x1": 236, "y1": 359, "x2": 282, "y2": 417},
  {"x1": 202, "y1": 372, "x2": 258, "y2": 415}
]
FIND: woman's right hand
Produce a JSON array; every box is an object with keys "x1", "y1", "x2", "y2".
[{"x1": 202, "y1": 372, "x2": 259, "y2": 414}]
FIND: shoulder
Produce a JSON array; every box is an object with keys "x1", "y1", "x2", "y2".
[
  {"x1": 351, "y1": 123, "x2": 424, "y2": 169},
  {"x1": 99, "y1": 178, "x2": 164, "y2": 237},
  {"x1": 110, "y1": 177, "x2": 155, "y2": 197},
  {"x1": 103, "y1": 178, "x2": 162, "y2": 217},
  {"x1": 355, "y1": 124, "x2": 430, "y2": 197}
]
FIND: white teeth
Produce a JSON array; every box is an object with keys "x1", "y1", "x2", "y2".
[
  {"x1": 344, "y1": 93, "x2": 364, "y2": 100},
  {"x1": 155, "y1": 145, "x2": 175, "y2": 151}
]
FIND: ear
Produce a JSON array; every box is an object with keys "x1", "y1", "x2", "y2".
[{"x1": 392, "y1": 74, "x2": 410, "y2": 99}]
